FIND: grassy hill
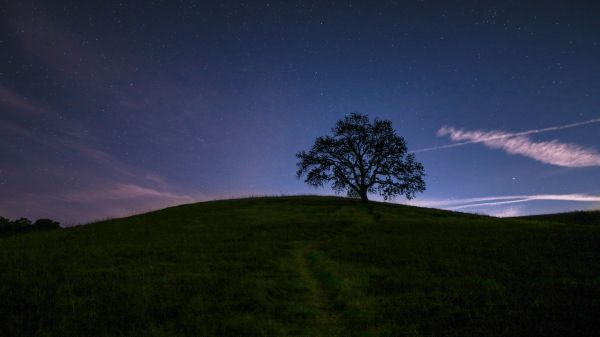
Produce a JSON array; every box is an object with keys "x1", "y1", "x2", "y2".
[
  {"x1": 1, "y1": 196, "x2": 599, "y2": 337},
  {"x1": 516, "y1": 210, "x2": 600, "y2": 226}
]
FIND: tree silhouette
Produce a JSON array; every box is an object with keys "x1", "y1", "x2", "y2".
[
  {"x1": 296, "y1": 113, "x2": 426, "y2": 202},
  {"x1": 0, "y1": 216, "x2": 60, "y2": 236},
  {"x1": 33, "y1": 219, "x2": 61, "y2": 229}
]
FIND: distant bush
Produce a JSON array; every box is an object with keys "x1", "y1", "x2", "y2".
[
  {"x1": 33, "y1": 219, "x2": 61, "y2": 229},
  {"x1": 0, "y1": 216, "x2": 61, "y2": 237}
]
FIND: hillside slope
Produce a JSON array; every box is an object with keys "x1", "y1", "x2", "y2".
[
  {"x1": 517, "y1": 210, "x2": 600, "y2": 226},
  {"x1": 1, "y1": 196, "x2": 599, "y2": 337}
]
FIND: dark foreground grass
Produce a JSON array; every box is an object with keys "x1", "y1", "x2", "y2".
[{"x1": 0, "y1": 196, "x2": 598, "y2": 336}]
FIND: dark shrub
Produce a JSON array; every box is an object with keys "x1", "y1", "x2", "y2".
[{"x1": 34, "y1": 219, "x2": 61, "y2": 229}]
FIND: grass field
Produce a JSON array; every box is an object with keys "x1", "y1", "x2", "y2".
[
  {"x1": 517, "y1": 210, "x2": 600, "y2": 226},
  {"x1": 1, "y1": 196, "x2": 599, "y2": 336}
]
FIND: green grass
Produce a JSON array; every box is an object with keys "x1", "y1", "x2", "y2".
[
  {"x1": 0, "y1": 196, "x2": 598, "y2": 336},
  {"x1": 517, "y1": 210, "x2": 600, "y2": 226}
]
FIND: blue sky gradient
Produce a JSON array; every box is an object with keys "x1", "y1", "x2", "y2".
[{"x1": 1, "y1": 1, "x2": 599, "y2": 224}]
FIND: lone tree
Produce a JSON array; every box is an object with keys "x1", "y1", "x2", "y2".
[{"x1": 296, "y1": 113, "x2": 426, "y2": 202}]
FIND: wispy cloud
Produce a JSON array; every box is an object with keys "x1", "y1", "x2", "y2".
[
  {"x1": 0, "y1": 83, "x2": 197, "y2": 224},
  {"x1": 0, "y1": 184, "x2": 199, "y2": 226},
  {"x1": 449, "y1": 194, "x2": 600, "y2": 209},
  {"x1": 59, "y1": 183, "x2": 195, "y2": 204},
  {"x1": 414, "y1": 118, "x2": 600, "y2": 153},
  {"x1": 0, "y1": 3, "x2": 206, "y2": 225},
  {"x1": 415, "y1": 118, "x2": 600, "y2": 167},
  {"x1": 411, "y1": 193, "x2": 600, "y2": 211},
  {"x1": 0, "y1": 84, "x2": 46, "y2": 115}
]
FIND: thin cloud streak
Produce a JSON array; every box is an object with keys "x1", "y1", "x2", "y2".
[
  {"x1": 0, "y1": 82, "x2": 198, "y2": 224},
  {"x1": 419, "y1": 118, "x2": 600, "y2": 167},
  {"x1": 412, "y1": 193, "x2": 600, "y2": 210},
  {"x1": 450, "y1": 199, "x2": 537, "y2": 210},
  {"x1": 414, "y1": 117, "x2": 600, "y2": 154},
  {"x1": 59, "y1": 183, "x2": 195, "y2": 203},
  {"x1": 0, "y1": 184, "x2": 200, "y2": 226},
  {"x1": 440, "y1": 128, "x2": 600, "y2": 167}
]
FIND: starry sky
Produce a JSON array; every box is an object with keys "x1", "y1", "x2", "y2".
[{"x1": 1, "y1": 0, "x2": 600, "y2": 224}]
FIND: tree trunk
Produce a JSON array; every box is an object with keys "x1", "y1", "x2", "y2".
[{"x1": 359, "y1": 189, "x2": 369, "y2": 202}]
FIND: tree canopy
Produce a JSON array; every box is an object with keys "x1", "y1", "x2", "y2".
[
  {"x1": 296, "y1": 113, "x2": 426, "y2": 202},
  {"x1": 0, "y1": 216, "x2": 60, "y2": 236}
]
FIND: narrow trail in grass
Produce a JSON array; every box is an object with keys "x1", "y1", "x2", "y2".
[{"x1": 291, "y1": 242, "x2": 346, "y2": 337}]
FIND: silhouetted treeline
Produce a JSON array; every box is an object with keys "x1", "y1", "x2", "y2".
[{"x1": 0, "y1": 217, "x2": 61, "y2": 237}]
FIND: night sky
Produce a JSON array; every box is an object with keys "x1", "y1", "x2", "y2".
[{"x1": 2, "y1": 1, "x2": 600, "y2": 224}]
